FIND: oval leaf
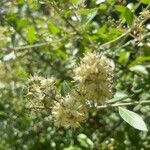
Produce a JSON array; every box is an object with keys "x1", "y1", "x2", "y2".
[
  {"x1": 115, "y1": 5, "x2": 134, "y2": 27},
  {"x1": 119, "y1": 107, "x2": 148, "y2": 131},
  {"x1": 124, "y1": 7, "x2": 134, "y2": 27}
]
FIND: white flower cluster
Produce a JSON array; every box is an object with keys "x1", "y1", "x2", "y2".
[
  {"x1": 27, "y1": 52, "x2": 114, "y2": 127},
  {"x1": 73, "y1": 52, "x2": 113, "y2": 101},
  {"x1": 27, "y1": 75, "x2": 61, "y2": 108},
  {"x1": 52, "y1": 52, "x2": 113, "y2": 127},
  {"x1": 52, "y1": 90, "x2": 88, "y2": 128}
]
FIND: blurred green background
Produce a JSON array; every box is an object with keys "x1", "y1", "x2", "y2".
[{"x1": 0, "y1": 0, "x2": 150, "y2": 149}]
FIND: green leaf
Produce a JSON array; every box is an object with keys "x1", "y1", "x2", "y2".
[
  {"x1": 124, "y1": 7, "x2": 134, "y2": 27},
  {"x1": 119, "y1": 107, "x2": 148, "y2": 131},
  {"x1": 0, "y1": 111, "x2": 7, "y2": 119},
  {"x1": 70, "y1": 0, "x2": 80, "y2": 3},
  {"x1": 140, "y1": 0, "x2": 150, "y2": 4},
  {"x1": 48, "y1": 23, "x2": 60, "y2": 35},
  {"x1": 107, "y1": 91, "x2": 129, "y2": 103},
  {"x1": 108, "y1": 0, "x2": 115, "y2": 4},
  {"x1": 78, "y1": 8, "x2": 99, "y2": 15},
  {"x1": 115, "y1": 5, "x2": 134, "y2": 26},
  {"x1": 99, "y1": 4, "x2": 107, "y2": 10},
  {"x1": 61, "y1": 81, "x2": 71, "y2": 96},
  {"x1": 26, "y1": 26, "x2": 37, "y2": 44},
  {"x1": 115, "y1": 5, "x2": 126, "y2": 13},
  {"x1": 17, "y1": 18, "x2": 28, "y2": 30},
  {"x1": 118, "y1": 51, "x2": 130, "y2": 64},
  {"x1": 130, "y1": 65, "x2": 148, "y2": 75},
  {"x1": 129, "y1": 56, "x2": 150, "y2": 66}
]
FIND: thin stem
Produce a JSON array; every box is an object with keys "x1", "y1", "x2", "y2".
[
  {"x1": 145, "y1": 4, "x2": 150, "y2": 11},
  {"x1": 28, "y1": 100, "x2": 150, "y2": 110},
  {"x1": 97, "y1": 29, "x2": 131, "y2": 50},
  {"x1": 118, "y1": 31, "x2": 150, "y2": 49},
  {"x1": 133, "y1": 2, "x2": 142, "y2": 13},
  {"x1": 27, "y1": 105, "x2": 52, "y2": 110},
  {"x1": 4, "y1": 29, "x2": 130, "y2": 51},
  {"x1": 7, "y1": 41, "x2": 59, "y2": 51},
  {"x1": 96, "y1": 100, "x2": 150, "y2": 109}
]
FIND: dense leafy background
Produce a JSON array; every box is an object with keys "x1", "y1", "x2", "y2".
[{"x1": 0, "y1": 0, "x2": 150, "y2": 149}]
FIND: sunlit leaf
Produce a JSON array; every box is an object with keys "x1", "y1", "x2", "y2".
[
  {"x1": 119, "y1": 107, "x2": 148, "y2": 131},
  {"x1": 99, "y1": 4, "x2": 107, "y2": 10},
  {"x1": 115, "y1": 5, "x2": 134, "y2": 26},
  {"x1": 78, "y1": 8, "x2": 99, "y2": 15},
  {"x1": 140, "y1": 0, "x2": 150, "y2": 4},
  {"x1": 129, "y1": 57, "x2": 150, "y2": 66},
  {"x1": 17, "y1": 18, "x2": 28, "y2": 30},
  {"x1": 124, "y1": 7, "x2": 134, "y2": 27},
  {"x1": 26, "y1": 26, "x2": 37, "y2": 44},
  {"x1": 115, "y1": 5, "x2": 126, "y2": 13},
  {"x1": 118, "y1": 51, "x2": 130, "y2": 64},
  {"x1": 48, "y1": 23, "x2": 60, "y2": 35}
]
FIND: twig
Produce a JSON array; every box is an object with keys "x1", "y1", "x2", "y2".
[
  {"x1": 5, "y1": 28, "x2": 131, "y2": 52},
  {"x1": 7, "y1": 41, "x2": 55, "y2": 51},
  {"x1": 118, "y1": 31, "x2": 150, "y2": 49},
  {"x1": 97, "y1": 29, "x2": 131, "y2": 50},
  {"x1": 27, "y1": 105, "x2": 52, "y2": 110},
  {"x1": 27, "y1": 100, "x2": 150, "y2": 110},
  {"x1": 144, "y1": 4, "x2": 150, "y2": 11},
  {"x1": 96, "y1": 100, "x2": 150, "y2": 109},
  {"x1": 133, "y1": 1, "x2": 142, "y2": 13}
]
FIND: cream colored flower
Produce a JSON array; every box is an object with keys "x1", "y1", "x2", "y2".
[
  {"x1": 27, "y1": 75, "x2": 61, "y2": 109},
  {"x1": 73, "y1": 52, "x2": 113, "y2": 101},
  {"x1": 140, "y1": 10, "x2": 150, "y2": 19},
  {"x1": 27, "y1": 52, "x2": 114, "y2": 127},
  {"x1": 52, "y1": 90, "x2": 88, "y2": 128}
]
